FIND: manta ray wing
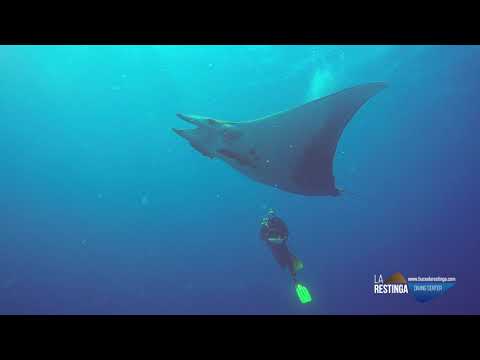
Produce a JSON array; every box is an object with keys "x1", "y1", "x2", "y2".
[{"x1": 232, "y1": 82, "x2": 387, "y2": 195}]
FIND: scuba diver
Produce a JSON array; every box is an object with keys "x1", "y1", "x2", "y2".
[{"x1": 259, "y1": 209, "x2": 312, "y2": 304}]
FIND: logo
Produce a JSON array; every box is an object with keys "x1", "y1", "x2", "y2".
[
  {"x1": 374, "y1": 272, "x2": 409, "y2": 294},
  {"x1": 373, "y1": 272, "x2": 456, "y2": 303},
  {"x1": 407, "y1": 276, "x2": 457, "y2": 303}
]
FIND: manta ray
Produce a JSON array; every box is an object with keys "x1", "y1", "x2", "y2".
[{"x1": 173, "y1": 82, "x2": 386, "y2": 196}]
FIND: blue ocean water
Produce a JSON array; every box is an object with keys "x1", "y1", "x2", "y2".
[{"x1": 0, "y1": 45, "x2": 479, "y2": 314}]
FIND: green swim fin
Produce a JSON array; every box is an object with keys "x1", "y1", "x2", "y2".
[{"x1": 295, "y1": 283, "x2": 312, "y2": 304}]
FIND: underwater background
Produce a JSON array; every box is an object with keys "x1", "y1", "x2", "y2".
[{"x1": 0, "y1": 45, "x2": 479, "y2": 314}]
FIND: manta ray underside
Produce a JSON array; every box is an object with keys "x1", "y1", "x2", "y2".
[{"x1": 173, "y1": 82, "x2": 386, "y2": 196}]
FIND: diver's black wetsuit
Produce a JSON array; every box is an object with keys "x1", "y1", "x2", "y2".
[{"x1": 260, "y1": 215, "x2": 300, "y2": 279}]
